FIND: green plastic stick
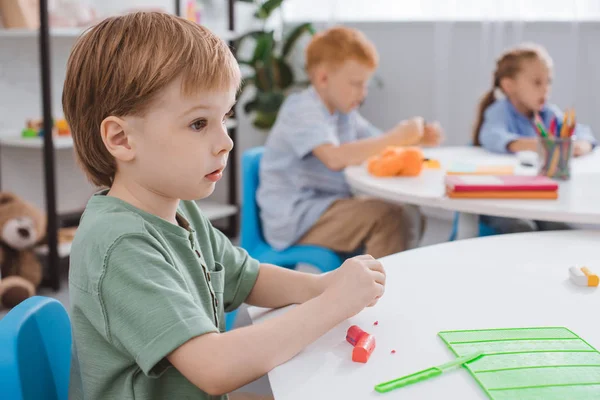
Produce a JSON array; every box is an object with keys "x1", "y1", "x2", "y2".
[{"x1": 374, "y1": 352, "x2": 483, "y2": 393}]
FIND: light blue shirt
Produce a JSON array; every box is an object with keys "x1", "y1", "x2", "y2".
[
  {"x1": 479, "y1": 98, "x2": 596, "y2": 153},
  {"x1": 257, "y1": 87, "x2": 382, "y2": 250}
]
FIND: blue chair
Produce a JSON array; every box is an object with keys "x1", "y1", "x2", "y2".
[
  {"x1": 448, "y1": 212, "x2": 500, "y2": 241},
  {"x1": 0, "y1": 296, "x2": 71, "y2": 400},
  {"x1": 225, "y1": 147, "x2": 343, "y2": 331}
]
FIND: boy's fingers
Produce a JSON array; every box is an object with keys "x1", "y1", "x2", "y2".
[
  {"x1": 370, "y1": 270, "x2": 386, "y2": 285},
  {"x1": 365, "y1": 260, "x2": 385, "y2": 274}
]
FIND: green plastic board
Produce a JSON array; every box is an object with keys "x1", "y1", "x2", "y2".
[{"x1": 438, "y1": 327, "x2": 600, "y2": 400}]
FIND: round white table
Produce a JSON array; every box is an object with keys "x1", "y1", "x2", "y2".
[
  {"x1": 249, "y1": 230, "x2": 600, "y2": 399},
  {"x1": 345, "y1": 147, "x2": 600, "y2": 238}
]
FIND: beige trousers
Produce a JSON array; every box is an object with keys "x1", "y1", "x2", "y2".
[{"x1": 298, "y1": 198, "x2": 425, "y2": 259}]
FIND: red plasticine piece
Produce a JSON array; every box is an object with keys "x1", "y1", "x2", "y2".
[
  {"x1": 346, "y1": 325, "x2": 376, "y2": 363},
  {"x1": 391, "y1": 350, "x2": 396, "y2": 354},
  {"x1": 374, "y1": 321, "x2": 379, "y2": 326},
  {"x1": 352, "y1": 334, "x2": 376, "y2": 363},
  {"x1": 346, "y1": 325, "x2": 366, "y2": 347}
]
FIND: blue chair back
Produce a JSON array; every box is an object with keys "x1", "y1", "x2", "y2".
[
  {"x1": 0, "y1": 296, "x2": 71, "y2": 400},
  {"x1": 230, "y1": 147, "x2": 346, "y2": 330},
  {"x1": 240, "y1": 147, "x2": 266, "y2": 251}
]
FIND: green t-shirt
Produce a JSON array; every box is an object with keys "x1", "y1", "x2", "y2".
[{"x1": 68, "y1": 192, "x2": 260, "y2": 400}]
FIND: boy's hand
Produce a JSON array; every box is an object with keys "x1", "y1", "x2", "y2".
[
  {"x1": 420, "y1": 121, "x2": 444, "y2": 147},
  {"x1": 573, "y1": 140, "x2": 593, "y2": 157},
  {"x1": 389, "y1": 117, "x2": 425, "y2": 146},
  {"x1": 322, "y1": 255, "x2": 386, "y2": 319}
]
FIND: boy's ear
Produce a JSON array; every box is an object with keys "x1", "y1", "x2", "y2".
[
  {"x1": 312, "y1": 65, "x2": 329, "y2": 87},
  {"x1": 100, "y1": 116, "x2": 134, "y2": 162}
]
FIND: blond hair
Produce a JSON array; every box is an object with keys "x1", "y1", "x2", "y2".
[
  {"x1": 63, "y1": 12, "x2": 241, "y2": 187},
  {"x1": 472, "y1": 43, "x2": 552, "y2": 146},
  {"x1": 305, "y1": 26, "x2": 378, "y2": 75}
]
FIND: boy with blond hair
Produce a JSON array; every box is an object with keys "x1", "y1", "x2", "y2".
[
  {"x1": 65, "y1": 12, "x2": 386, "y2": 400},
  {"x1": 257, "y1": 26, "x2": 443, "y2": 258}
]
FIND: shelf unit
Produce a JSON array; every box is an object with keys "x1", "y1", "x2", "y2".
[
  {"x1": 0, "y1": 25, "x2": 243, "y2": 41},
  {"x1": 0, "y1": 119, "x2": 237, "y2": 149},
  {"x1": 0, "y1": 0, "x2": 242, "y2": 291}
]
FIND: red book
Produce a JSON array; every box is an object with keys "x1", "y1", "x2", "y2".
[{"x1": 445, "y1": 175, "x2": 558, "y2": 192}]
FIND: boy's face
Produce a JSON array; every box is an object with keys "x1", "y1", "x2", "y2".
[
  {"x1": 322, "y1": 60, "x2": 374, "y2": 114},
  {"x1": 122, "y1": 77, "x2": 235, "y2": 201}
]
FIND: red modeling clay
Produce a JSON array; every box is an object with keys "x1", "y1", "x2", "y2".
[{"x1": 346, "y1": 325, "x2": 376, "y2": 363}]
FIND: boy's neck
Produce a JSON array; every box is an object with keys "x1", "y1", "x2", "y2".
[
  {"x1": 108, "y1": 175, "x2": 180, "y2": 225},
  {"x1": 313, "y1": 85, "x2": 337, "y2": 115}
]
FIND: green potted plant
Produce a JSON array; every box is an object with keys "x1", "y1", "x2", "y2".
[{"x1": 236, "y1": 0, "x2": 315, "y2": 130}]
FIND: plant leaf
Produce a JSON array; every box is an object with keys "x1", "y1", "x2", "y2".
[
  {"x1": 253, "y1": 110, "x2": 279, "y2": 130},
  {"x1": 251, "y1": 32, "x2": 275, "y2": 64},
  {"x1": 254, "y1": 0, "x2": 285, "y2": 20},
  {"x1": 243, "y1": 97, "x2": 259, "y2": 114},
  {"x1": 232, "y1": 30, "x2": 267, "y2": 55},
  {"x1": 255, "y1": 91, "x2": 285, "y2": 113},
  {"x1": 282, "y1": 22, "x2": 315, "y2": 58},
  {"x1": 273, "y1": 58, "x2": 294, "y2": 89}
]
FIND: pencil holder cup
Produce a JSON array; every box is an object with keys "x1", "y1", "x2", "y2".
[{"x1": 537, "y1": 137, "x2": 574, "y2": 181}]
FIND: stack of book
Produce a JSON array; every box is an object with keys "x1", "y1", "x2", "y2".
[{"x1": 445, "y1": 175, "x2": 559, "y2": 199}]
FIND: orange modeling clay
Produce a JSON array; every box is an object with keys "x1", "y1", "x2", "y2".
[{"x1": 367, "y1": 146, "x2": 425, "y2": 177}]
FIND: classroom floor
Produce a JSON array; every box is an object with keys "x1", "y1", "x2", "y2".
[{"x1": 0, "y1": 216, "x2": 452, "y2": 396}]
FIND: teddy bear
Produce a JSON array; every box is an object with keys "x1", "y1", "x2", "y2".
[{"x1": 0, "y1": 192, "x2": 47, "y2": 309}]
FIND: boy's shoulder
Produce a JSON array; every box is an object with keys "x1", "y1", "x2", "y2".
[
  {"x1": 278, "y1": 87, "x2": 329, "y2": 122},
  {"x1": 69, "y1": 195, "x2": 209, "y2": 293},
  {"x1": 69, "y1": 196, "x2": 152, "y2": 291},
  {"x1": 74, "y1": 195, "x2": 150, "y2": 247}
]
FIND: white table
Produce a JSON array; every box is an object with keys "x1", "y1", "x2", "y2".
[
  {"x1": 249, "y1": 230, "x2": 600, "y2": 399},
  {"x1": 345, "y1": 147, "x2": 600, "y2": 238}
]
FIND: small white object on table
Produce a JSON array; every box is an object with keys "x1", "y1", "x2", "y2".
[
  {"x1": 248, "y1": 230, "x2": 600, "y2": 399},
  {"x1": 344, "y1": 147, "x2": 600, "y2": 238}
]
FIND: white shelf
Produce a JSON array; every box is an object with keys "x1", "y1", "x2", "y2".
[
  {"x1": 0, "y1": 27, "x2": 243, "y2": 41},
  {"x1": 0, "y1": 119, "x2": 238, "y2": 150},
  {"x1": 0, "y1": 27, "x2": 85, "y2": 38},
  {"x1": 31, "y1": 204, "x2": 234, "y2": 258},
  {"x1": 33, "y1": 202, "x2": 235, "y2": 256},
  {"x1": 0, "y1": 135, "x2": 74, "y2": 149},
  {"x1": 0, "y1": 120, "x2": 236, "y2": 149},
  {"x1": 35, "y1": 241, "x2": 72, "y2": 258},
  {"x1": 196, "y1": 200, "x2": 237, "y2": 221}
]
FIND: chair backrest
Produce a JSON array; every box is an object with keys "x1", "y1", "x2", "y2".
[
  {"x1": 240, "y1": 147, "x2": 266, "y2": 250},
  {"x1": 0, "y1": 296, "x2": 71, "y2": 400}
]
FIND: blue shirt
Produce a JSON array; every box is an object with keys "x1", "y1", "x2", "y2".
[
  {"x1": 257, "y1": 87, "x2": 382, "y2": 250},
  {"x1": 479, "y1": 98, "x2": 596, "y2": 153}
]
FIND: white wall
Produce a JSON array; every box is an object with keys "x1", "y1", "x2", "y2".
[
  {"x1": 2, "y1": 6, "x2": 599, "y2": 215},
  {"x1": 332, "y1": 21, "x2": 600, "y2": 147},
  {"x1": 236, "y1": 20, "x2": 600, "y2": 207}
]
